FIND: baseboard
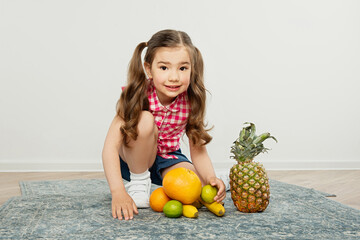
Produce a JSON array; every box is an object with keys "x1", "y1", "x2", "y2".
[
  {"x1": 0, "y1": 160, "x2": 359, "y2": 172},
  {"x1": 213, "y1": 160, "x2": 360, "y2": 171},
  {"x1": 0, "y1": 161, "x2": 103, "y2": 172}
]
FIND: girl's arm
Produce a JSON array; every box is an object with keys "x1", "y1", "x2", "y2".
[
  {"x1": 189, "y1": 140, "x2": 226, "y2": 202},
  {"x1": 102, "y1": 116, "x2": 124, "y2": 193},
  {"x1": 102, "y1": 116, "x2": 138, "y2": 220}
]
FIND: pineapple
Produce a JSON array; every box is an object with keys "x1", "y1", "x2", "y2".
[{"x1": 229, "y1": 122, "x2": 277, "y2": 213}]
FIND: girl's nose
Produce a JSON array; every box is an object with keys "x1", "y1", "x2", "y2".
[{"x1": 169, "y1": 70, "x2": 179, "y2": 82}]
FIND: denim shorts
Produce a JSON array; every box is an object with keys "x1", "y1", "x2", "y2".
[{"x1": 120, "y1": 149, "x2": 192, "y2": 186}]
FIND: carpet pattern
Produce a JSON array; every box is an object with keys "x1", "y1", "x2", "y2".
[{"x1": 1, "y1": 179, "x2": 359, "y2": 239}]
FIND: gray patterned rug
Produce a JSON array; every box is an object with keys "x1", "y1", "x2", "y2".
[{"x1": 0, "y1": 178, "x2": 359, "y2": 240}]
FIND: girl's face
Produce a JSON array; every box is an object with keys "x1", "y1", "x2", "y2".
[{"x1": 145, "y1": 46, "x2": 191, "y2": 106}]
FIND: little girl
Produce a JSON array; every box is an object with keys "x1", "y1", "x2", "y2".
[{"x1": 102, "y1": 29, "x2": 226, "y2": 221}]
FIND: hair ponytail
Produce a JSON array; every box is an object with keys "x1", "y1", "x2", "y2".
[
  {"x1": 127, "y1": 42, "x2": 147, "y2": 87},
  {"x1": 186, "y1": 47, "x2": 212, "y2": 146},
  {"x1": 116, "y1": 42, "x2": 149, "y2": 146}
]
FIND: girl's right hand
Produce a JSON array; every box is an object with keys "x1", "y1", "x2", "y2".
[{"x1": 111, "y1": 191, "x2": 138, "y2": 220}]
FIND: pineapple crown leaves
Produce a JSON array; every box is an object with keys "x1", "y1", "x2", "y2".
[{"x1": 230, "y1": 122, "x2": 278, "y2": 163}]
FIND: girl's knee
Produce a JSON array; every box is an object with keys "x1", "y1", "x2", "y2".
[
  {"x1": 161, "y1": 162, "x2": 202, "y2": 182},
  {"x1": 138, "y1": 111, "x2": 158, "y2": 139}
]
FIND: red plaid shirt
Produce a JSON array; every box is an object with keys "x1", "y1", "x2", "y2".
[{"x1": 147, "y1": 81, "x2": 190, "y2": 159}]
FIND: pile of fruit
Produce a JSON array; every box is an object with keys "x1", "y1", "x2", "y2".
[{"x1": 149, "y1": 167, "x2": 225, "y2": 218}]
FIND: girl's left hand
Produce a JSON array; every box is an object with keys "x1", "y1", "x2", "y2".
[{"x1": 208, "y1": 177, "x2": 226, "y2": 203}]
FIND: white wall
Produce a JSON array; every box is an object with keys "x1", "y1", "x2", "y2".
[{"x1": 1, "y1": 0, "x2": 359, "y2": 171}]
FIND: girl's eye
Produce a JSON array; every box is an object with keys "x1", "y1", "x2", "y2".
[
  {"x1": 180, "y1": 67, "x2": 187, "y2": 71},
  {"x1": 160, "y1": 66, "x2": 167, "y2": 70}
]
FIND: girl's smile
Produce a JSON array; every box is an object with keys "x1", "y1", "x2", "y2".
[
  {"x1": 145, "y1": 46, "x2": 191, "y2": 106},
  {"x1": 165, "y1": 85, "x2": 181, "y2": 91}
]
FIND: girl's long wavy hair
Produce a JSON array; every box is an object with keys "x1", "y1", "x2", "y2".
[{"x1": 117, "y1": 29, "x2": 212, "y2": 147}]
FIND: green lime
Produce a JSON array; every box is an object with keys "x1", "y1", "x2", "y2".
[
  {"x1": 163, "y1": 200, "x2": 183, "y2": 218},
  {"x1": 201, "y1": 185, "x2": 218, "y2": 203}
]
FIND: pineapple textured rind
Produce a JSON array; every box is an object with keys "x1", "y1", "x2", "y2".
[{"x1": 230, "y1": 161, "x2": 270, "y2": 213}]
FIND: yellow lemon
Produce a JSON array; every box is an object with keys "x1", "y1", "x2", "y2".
[
  {"x1": 201, "y1": 185, "x2": 218, "y2": 204},
  {"x1": 163, "y1": 200, "x2": 183, "y2": 218},
  {"x1": 183, "y1": 205, "x2": 198, "y2": 218}
]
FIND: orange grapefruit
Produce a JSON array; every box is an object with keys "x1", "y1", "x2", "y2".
[{"x1": 162, "y1": 167, "x2": 202, "y2": 204}]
